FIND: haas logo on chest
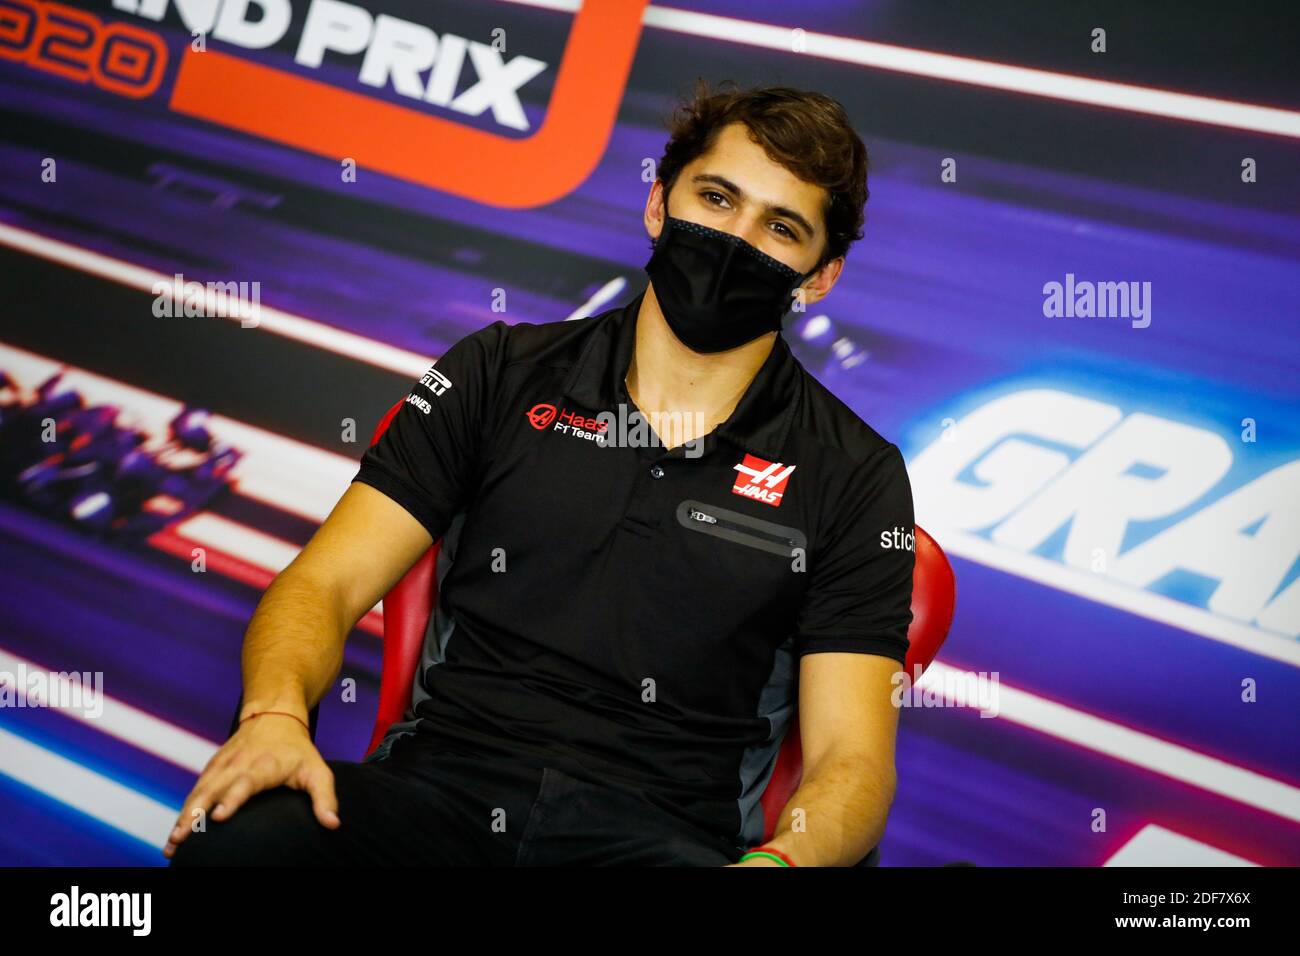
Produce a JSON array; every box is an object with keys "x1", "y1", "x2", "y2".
[{"x1": 732, "y1": 454, "x2": 796, "y2": 507}]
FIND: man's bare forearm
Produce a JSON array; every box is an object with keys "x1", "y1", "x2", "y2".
[
  {"x1": 760, "y1": 753, "x2": 895, "y2": 867},
  {"x1": 237, "y1": 565, "x2": 351, "y2": 723}
]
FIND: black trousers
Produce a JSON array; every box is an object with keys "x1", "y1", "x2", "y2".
[{"x1": 169, "y1": 731, "x2": 748, "y2": 866}]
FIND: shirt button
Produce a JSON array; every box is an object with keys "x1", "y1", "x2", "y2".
[{"x1": 649, "y1": 464, "x2": 665, "y2": 479}]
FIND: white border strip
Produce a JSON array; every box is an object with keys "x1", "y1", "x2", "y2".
[
  {"x1": 645, "y1": 7, "x2": 1300, "y2": 138},
  {"x1": 0, "y1": 222, "x2": 432, "y2": 378},
  {"x1": 932, "y1": 528, "x2": 1300, "y2": 668},
  {"x1": 0, "y1": 649, "x2": 218, "y2": 774},
  {"x1": 1103, "y1": 824, "x2": 1258, "y2": 866},
  {"x1": 0, "y1": 726, "x2": 178, "y2": 847},
  {"x1": 922, "y1": 662, "x2": 1300, "y2": 825},
  {"x1": 500, "y1": 1, "x2": 1300, "y2": 137},
  {"x1": 175, "y1": 512, "x2": 302, "y2": 577}
]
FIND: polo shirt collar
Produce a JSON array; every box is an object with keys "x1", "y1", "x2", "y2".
[{"x1": 560, "y1": 289, "x2": 800, "y2": 461}]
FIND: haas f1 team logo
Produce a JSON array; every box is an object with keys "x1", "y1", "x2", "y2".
[
  {"x1": 527, "y1": 403, "x2": 557, "y2": 430},
  {"x1": 526, "y1": 403, "x2": 606, "y2": 443},
  {"x1": 732, "y1": 454, "x2": 796, "y2": 507}
]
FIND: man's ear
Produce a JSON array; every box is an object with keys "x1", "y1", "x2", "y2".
[
  {"x1": 799, "y1": 255, "x2": 843, "y2": 308},
  {"x1": 645, "y1": 178, "x2": 668, "y2": 242}
]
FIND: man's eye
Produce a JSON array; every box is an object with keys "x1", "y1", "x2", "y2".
[
  {"x1": 703, "y1": 190, "x2": 729, "y2": 207},
  {"x1": 772, "y1": 222, "x2": 795, "y2": 238}
]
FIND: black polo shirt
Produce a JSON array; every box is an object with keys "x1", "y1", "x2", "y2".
[{"x1": 351, "y1": 288, "x2": 915, "y2": 847}]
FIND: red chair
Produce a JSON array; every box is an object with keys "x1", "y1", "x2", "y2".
[{"x1": 230, "y1": 399, "x2": 958, "y2": 865}]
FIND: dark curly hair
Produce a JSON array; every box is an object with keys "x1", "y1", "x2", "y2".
[{"x1": 654, "y1": 79, "x2": 869, "y2": 271}]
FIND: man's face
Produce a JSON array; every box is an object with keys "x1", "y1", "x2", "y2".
[{"x1": 645, "y1": 121, "x2": 842, "y2": 305}]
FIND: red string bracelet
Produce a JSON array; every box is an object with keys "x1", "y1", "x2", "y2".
[{"x1": 239, "y1": 710, "x2": 311, "y2": 734}]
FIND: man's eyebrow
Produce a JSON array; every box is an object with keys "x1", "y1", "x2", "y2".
[{"x1": 691, "y1": 173, "x2": 818, "y2": 241}]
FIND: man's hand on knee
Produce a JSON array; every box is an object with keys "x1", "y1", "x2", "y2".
[{"x1": 162, "y1": 713, "x2": 340, "y2": 860}]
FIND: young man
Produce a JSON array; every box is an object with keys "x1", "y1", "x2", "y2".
[{"x1": 166, "y1": 83, "x2": 915, "y2": 867}]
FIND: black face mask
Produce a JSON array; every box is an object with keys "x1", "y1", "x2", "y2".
[{"x1": 644, "y1": 215, "x2": 817, "y2": 353}]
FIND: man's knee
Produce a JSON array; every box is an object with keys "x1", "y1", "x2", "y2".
[{"x1": 168, "y1": 786, "x2": 323, "y2": 867}]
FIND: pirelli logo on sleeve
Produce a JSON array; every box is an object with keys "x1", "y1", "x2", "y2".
[
  {"x1": 419, "y1": 365, "x2": 453, "y2": 397},
  {"x1": 404, "y1": 363, "x2": 452, "y2": 414}
]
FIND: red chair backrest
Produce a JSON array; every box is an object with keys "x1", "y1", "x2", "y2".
[{"x1": 364, "y1": 399, "x2": 957, "y2": 839}]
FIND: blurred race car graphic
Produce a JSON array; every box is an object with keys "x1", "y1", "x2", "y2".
[{"x1": 0, "y1": 368, "x2": 243, "y2": 538}]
